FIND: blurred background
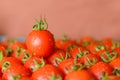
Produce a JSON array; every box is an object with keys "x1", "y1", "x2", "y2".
[{"x1": 0, "y1": 0, "x2": 120, "y2": 40}]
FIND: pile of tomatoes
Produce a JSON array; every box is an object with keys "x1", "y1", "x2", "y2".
[{"x1": 0, "y1": 19, "x2": 120, "y2": 80}]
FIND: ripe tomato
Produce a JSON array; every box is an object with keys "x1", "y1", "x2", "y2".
[
  {"x1": 24, "y1": 57, "x2": 46, "y2": 72},
  {"x1": 2, "y1": 64, "x2": 31, "y2": 80},
  {"x1": 58, "y1": 58, "x2": 84, "y2": 75},
  {"x1": 31, "y1": 64, "x2": 63, "y2": 80},
  {"x1": 109, "y1": 57, "x2": 120, "y2": 76},
  {"x1": 88, "y1": 61, "x2": 113, "y2": 80},
  {"x1": 55, "y1": 35, "x2": 77, "y2": 51},
  {"x1": 69, "y1": 46, "x2": 89, "y2": 59},
  {"x1": 0, "y1": 57, "x2": 22, "y2": 72},
  {"x1": 79, "y1": 53, "x2": 101, "y2": 68},
  {"x1": 26, "y1": 19, "x2": 55, "y2": 58},
  {"x1": 48, "y1": 49, "x2": 69, "y2": 66},
  {"x1": 79, "y1": 36, "x2": 95, "y2": 47},
  {"x1": 64, "y1": 70, "x2": 96, "y2": 80}
]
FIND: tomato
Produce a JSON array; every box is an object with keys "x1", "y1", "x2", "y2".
[
  {"x1": 79, "y1": 53, "x2": 101, "y2": 68},
  {"x1": 11, "y1": 48, "x2": 32, "y2": 63},
  {"x1": 55, "y1": 35, "x2": 77, "y2": 51},
  {"x1": 102, "y1": 38, "x2": 113, "y2": 51},
  {"x1": 26, "y1": 19, "x2": 55, "y2": 58},
  {"x1": 114, "y1": 47, "x2": 120, "y2": 57},
  {"x1": 2, "y1": 64, "x2": 31, "y2": 80},
  {"x1": 69, "y1": 46, "x2": 89, "y2": 59},
  {"x1": 0, "y1": 57, "x2": 22, "y2": 72},
  {"x1": 0, "y1": 45, "x2": 6, "y2": 60},
  {"x1": 100, "y1": 50, "x2": 118, "y2": 63},
  {"x1": 31, "y1": 64, "x2": 63, "y2": 80},
  {"x1": 86, "y1": 43, "x2": 105, "y2": 54},
  {"x1": 48, "y1": 49, "x2": 69, "y2": 66},
  {"x1": 6, "y1": 41, "x2": 26, "y2": 57},
  {"x1": 88, "y1": 61, "x2": 113, "y2": 79},
  {"x1": 109, "y1": 57, "x2": 120, "y2": 76},
  {"x1": 19, "y1": 76, "x2": 31, "y2": 80},
  {"x1": 58, "y1": 58, "x2": 84, "y2": 75},
  {"x1": 79, "y1": 36, "x2": 95, "y2": 47},
  {"x1": 104, "y1": 75, "x2": 120, "y2": 80},
  {"x1": 64, "y1": 70, "x2": 96, "y2": 80},
  {"x1": 0, "y1": 40, "x2": 8, "y2": 49},
  {"x1": 24, "y1": 57, "x2": 46, "y2": 72}
]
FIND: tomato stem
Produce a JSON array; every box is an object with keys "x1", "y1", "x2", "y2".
[
  {"x1": 33, "y1": 18, "x2": 48, "y2": 30},
  {"x1": 100, "y1": 51, "x2": 117, "y2": 63},
  {"x1": 2, "y1": 61, "x2": 11, "y2": 72},
  {"x1": 113, "y1": 69, "x2": 120, "y2": 76},
  {"x1": 0, "y1": 51, "x2": 4, "y2": 61}
]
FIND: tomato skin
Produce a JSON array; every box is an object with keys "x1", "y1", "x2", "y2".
[
  {"x1": 10, "y1": 42, "x2": 26, "y2": 51},
  {"x1": 79, "y1": 53, "x2": 101, "y2": 68},
  {"x1": 2, "y1": 65, "x2": 31, "y2": 80},
  {"x1": 0, "y1": 57, "x2": 22, "y2": 69},
  {"x1": 26, "y1": 30, "x2": 55, "y2": 58},
  {"x1": 64, "y1": 70, "x2": 96, "y2": 80},
  {"x1": 0, "y1": 45, "x2": 6, "y2": 57},
  {"x1": 24, "y1": 57, "x2": 46, "y2": 72},
  {"x1": 48, "y1": 49, "x2": 66, "y2": 66},
  {"x1": 31, "y1": 64, "x2": 63, "y2": 80},
  {"x1": 114, "y1": 47, "x2": 120, "y2": 57},
  {"x1": 102, "y1": 38, "x2": 113, "y2": 50},
  {"x1": 55, "y1": 39, "x2": 77, "y2": 51},
  {"x1": 20, "y1": 76, "x2": 31, "y2": 80},
  {"x1": 69, "y1": 46, "x2": 89, "y2": 58},
  {"x1": 105, "y1": 75, "x2": 120, "y2": 80},
  {"x1": 88, "y1": 61, "x2": 113, "y2": 80},
  {"x1": 58, "y1": 58, "x2": 75, "y2": 75}
]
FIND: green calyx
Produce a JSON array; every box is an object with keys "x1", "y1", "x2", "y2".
[
  {"x1": 95, "y1": 45, "x2": 105, "y2": 51},
  {"x1": 112, "y1": 41, "x2": 120, "y2": 49},
  {"x1": 85, "y1": 56, "x2": 97, "y2": 68},
  {"x1": 113, "y1": 69, "x2": 120, "y2": 76},
  {"x1": 76, "y1": 48, "x2": 89, "y2": 59},
  {"x1": 32, "y1": 58, "x2": 45, "y2": 72},
  {"x1": 22, "y1": 52, "x2": 32, "y2": 63},
  {"x1": 72, "y1": 63, "x2": 85, "y2": 71},
  {"x1": 0, "y1": 51, "x2": 4, "y2": 61},
  {"x1": 11, "y1": 74, "x2": 21, "y2": 80},
  {"x1": 62, "y1": 35, "x2": 68, "y2": 42},
  {"x1": 49, "y1": 72, "x2": 62, "y2": 80},
  {"x1": 2, "y1": 61, "x2": 11, "y2": 72},
  {"x1": 16, "y1": 47, "x2": 23, "y2": 57},
  {"x1": 67, "y1": 45, "x2": 77, "y2": 51},
  {"x1": 100, "y1": 51, "x2": 117, "y2": 63},
  {"x1": 33, "y1": 18, "x2": 48, "y2": 30},
  {"x1": 55, "y1": 51, "x2": 70, "y2": 63},
  {"x1": 82, "y1": 42, "x2": 92, "y2": 47},
  {"x1": 101, "y1": 72, "x2": 113, "y2": 80},
  {"x1": 6, "y1": 48, "x2": 13, "y2": 56}
]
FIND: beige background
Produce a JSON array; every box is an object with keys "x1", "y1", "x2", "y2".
[{"x1": 0, "y1": 0, "x2": 120, "y2": 39}]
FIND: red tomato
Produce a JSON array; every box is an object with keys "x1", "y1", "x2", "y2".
[
  {"x1": 109, "y1": 57, "x2": 120, "y2": 76},
  {"x1": 48, "y1": 49, "x2": 69, "y2": 66},
  {"x1": 26, "y1": 19, "x2": 55, "y2": 58},
  {"x1": 86, "y1": 43, "x2": 105, "y2": 54},
  {"x1": 58, "y1": 58, "x2": 84, "y2": 75},
  {"x1": 79, "y1": 53, "x2": 101, "y2": 68},
  {"x1": 2, "y1": 65, "x2": 31, "y2": 80},
  {"x1": 0, "y1": 57, "x2": 22, "y2": 72},
  {"x1": 79, "y1": 36, "x2": 95, "y2": 47},
  {"x1": 24, "y1": 57, "x2": 46, "y2": 72},
  {"x1": 64, "y1": 70, "x2": 96, "y2": 80},
  {"x1": 88, "y1": 61, "x2": 113, "y2": 80},
  {"x1": 55, "y1": 35, "x2": 77, "y2": 51},
  {"x1": 69, "y1": 46, "x2": 89, "y2": 59},
  {"x1": 31, "y1": 64, "x2": 63, "y2": 80}
]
